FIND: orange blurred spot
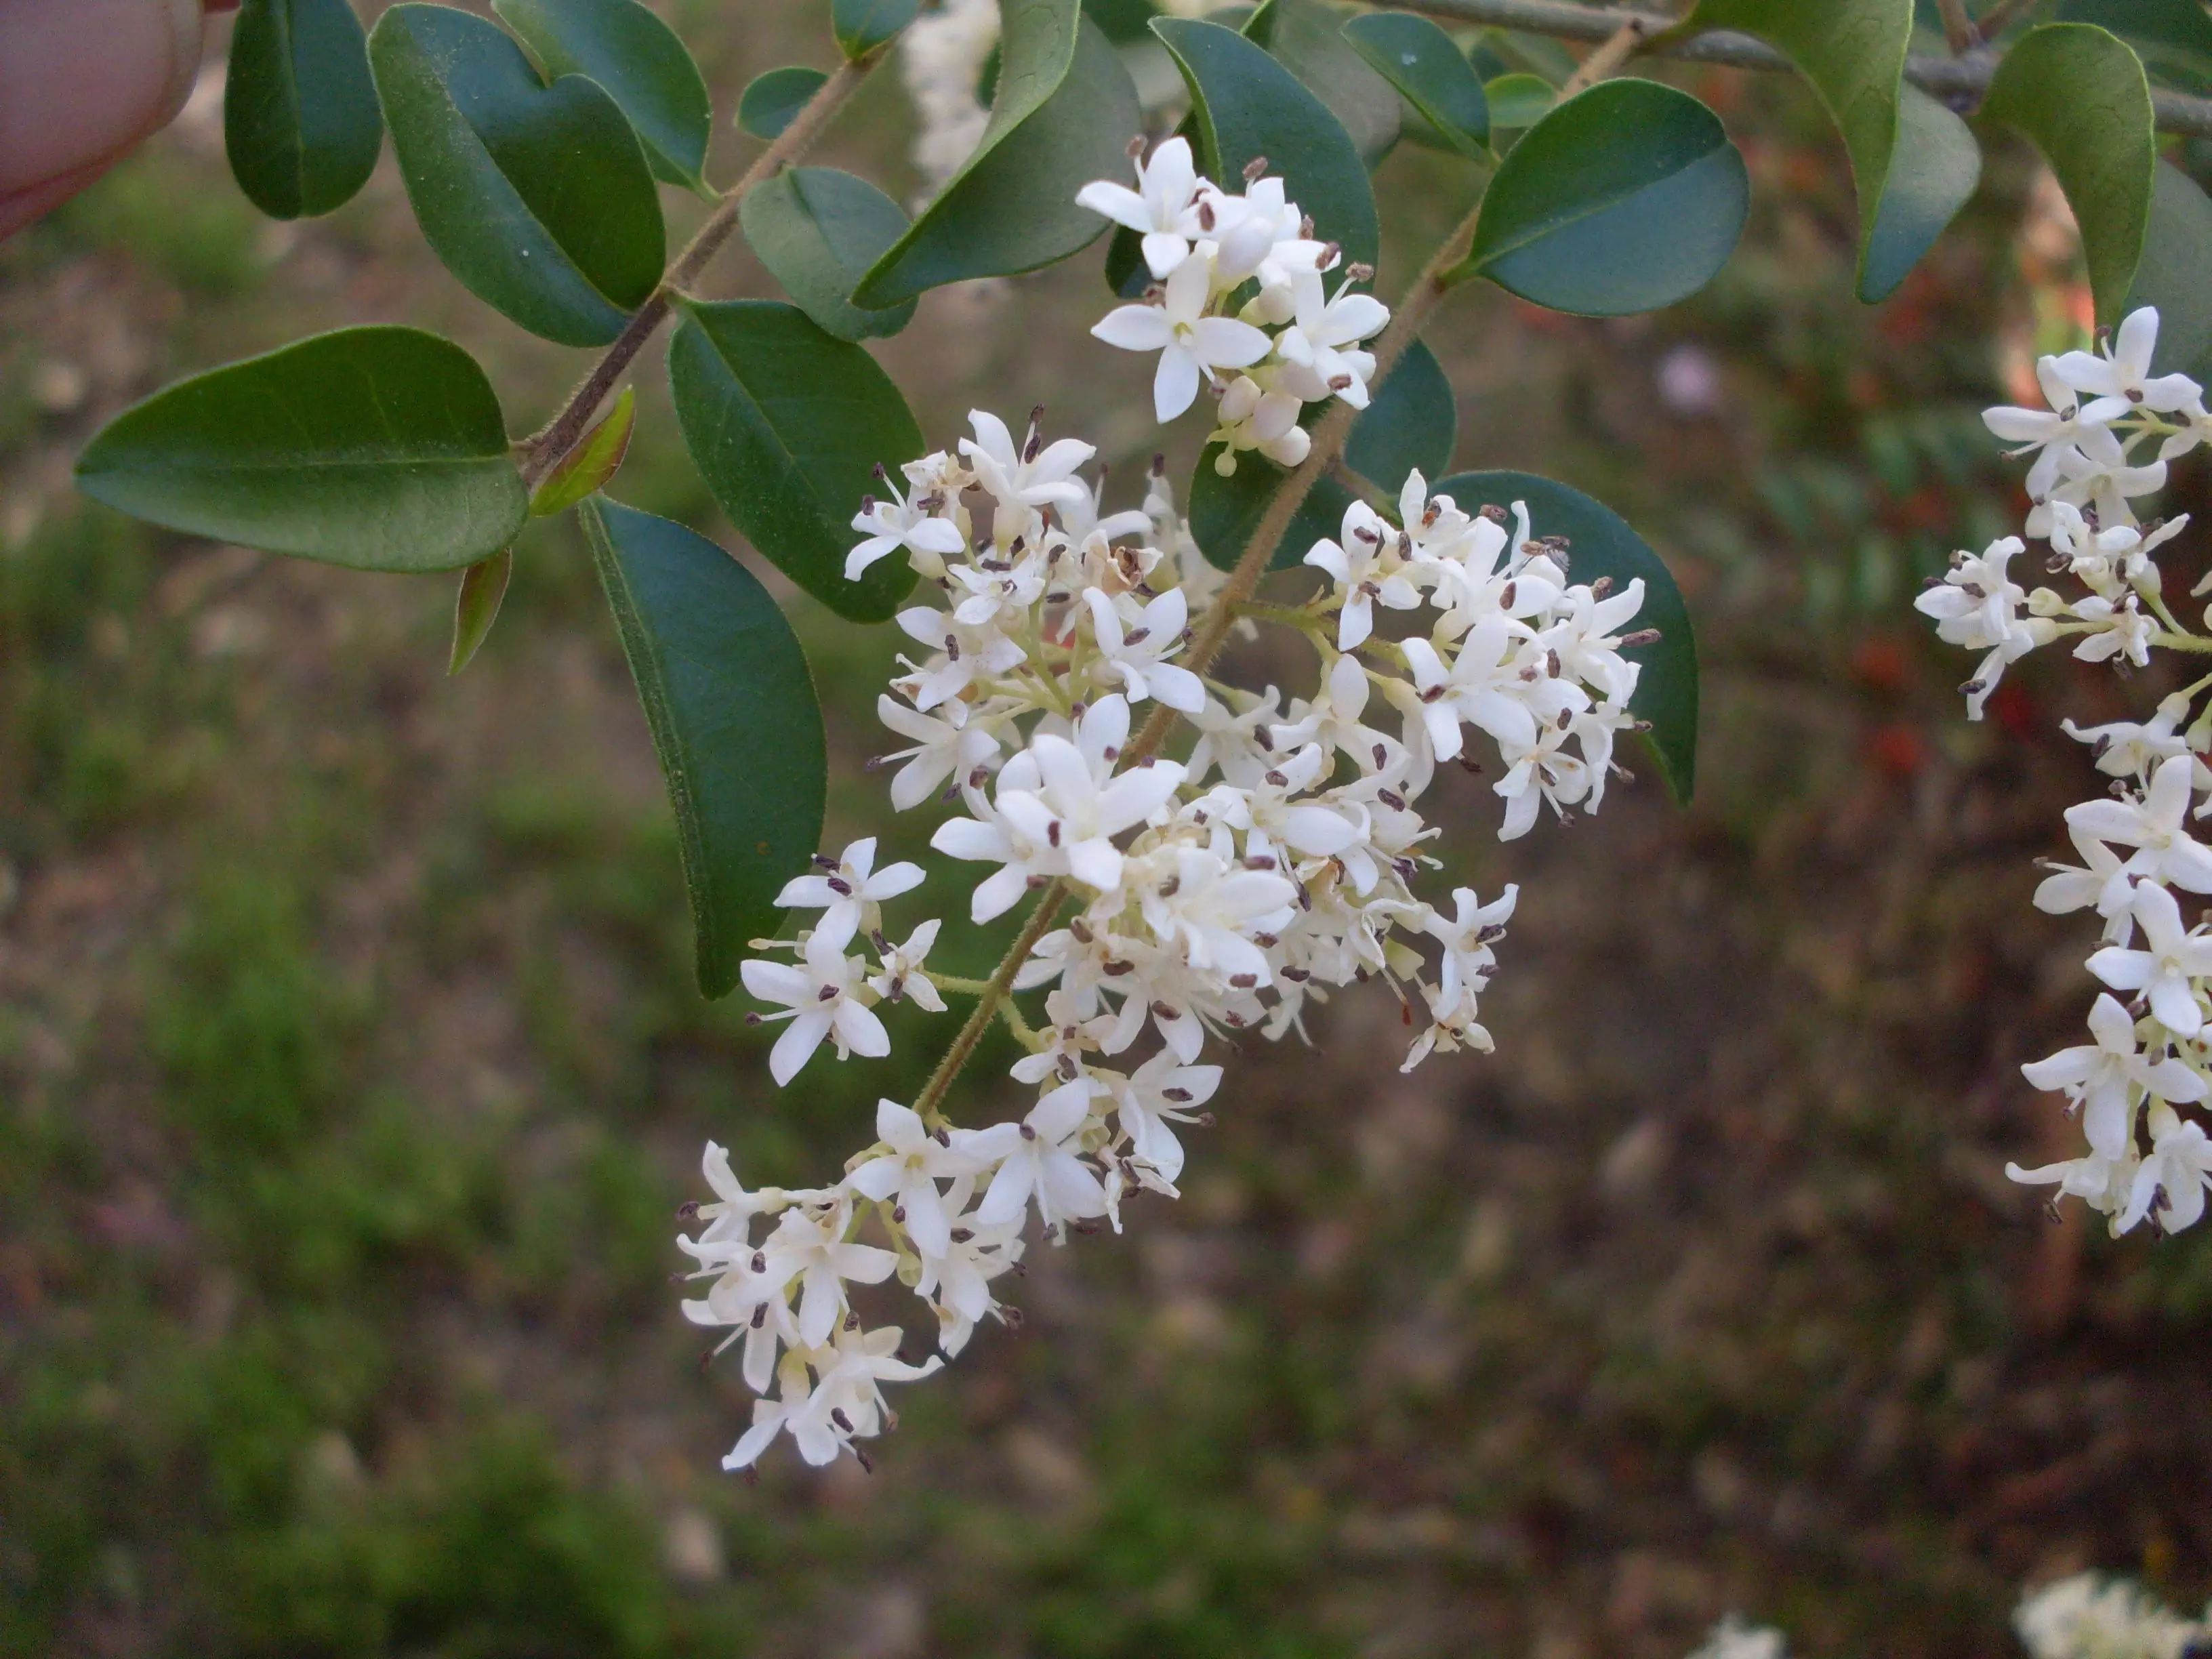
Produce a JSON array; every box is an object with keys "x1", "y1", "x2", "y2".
[{"x1": 1866, "y1": 722, "x2": 1929, "y2": 779}]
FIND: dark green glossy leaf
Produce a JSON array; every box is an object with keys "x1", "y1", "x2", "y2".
[
  {"x1": 834, "y1": 0, "x2": 921, "y2": 57},
  {"x1": 2056, "y1": 0, "x2": 2212, "y2": 58},
  {"x1": 225, "y1": 0, "x2": 384, "y2": 219},
  {"x1": 580, "y1": 499, "x2": 826, "y2": 998},
  {"x1": 737, "y1": 66, "x2": 827, "y2": 140},
  {"x1": 1343, "y1": 11, "x2": 1488, "y2": 157},
  {"x1": 1193, "y1": 340, "x2": 1456, "y2": 572},
  {"x1": 1244, "y1": 0, "x2": 1401, "y2": 168},
  {"x1": 1153, "y1": 16, "x2": 1379, "y2": 268},
  {"x1": 1455, "y1": 78, "x2": 1747, "y2": 316},
  {"x1": 1484, "y1": 72, "x2": 1553, "y2": 130},
  {"x1": 492, "y1": 0, "x2": 713, "y2": 191},
  {"x1": 2122, "y1": 159, "x2": 2212, "y2": 375},
  {"x1": 1859, "y1": 84, "x2": 1980, "y2": 302},
  {"x1": 75, "y1": 326, "x2": 527, "y2": 571},
  {"x1": 1433, "y1": 468, "x2": 1698, "y2": 800},
  {"x1": 369, "y1": 3, "x2": 665, "y2": 346},
  {"x1": 667, "y1": 300, "x2": 920, "y2": 621},
  {"x1": 1084, "y1": 0, "x2": 1160, "y2": 43},
  {"x1": 1673, "y1": 0, "x2": 1915, "y2": 298},
  {"x1": 741, "y1": 168, "x2": 918, "y2": 341},
  {"x1": 854, "y1": 4, "x2": 1140, "y2": 306},
  {"x1": 529, "y1": 384, "x2": 636, "y2": 516},
  {"x1": 1978, "y1": 22, "x2": 2156, "y2": 325},
  {"x1": 449, "y1": 548, "x2": 512, "y2": 673}
]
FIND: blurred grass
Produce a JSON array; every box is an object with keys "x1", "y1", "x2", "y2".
[{"x1": 7, "y1": 6, "x2": 2212, "y2": 1659}]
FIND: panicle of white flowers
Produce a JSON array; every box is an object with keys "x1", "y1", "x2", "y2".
[
  {"x1": 896, "y1": 0, "x2": 999, "y2": 198},
  {"x1": 2015, "y1": 1572, "x2": 2212, "y2": 1659},
  {"x1": 1919, "y1": 307, "x2": 2212, "y2": 1240},
  {"x1": 1077, "y1": 137, "x2": 1392, "y2": 451},
  {"x1": 678, "y1": 151, "x2": 1654, "y2": 1477}
]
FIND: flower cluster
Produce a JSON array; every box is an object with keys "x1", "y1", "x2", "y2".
[
  {"x1": 1078, "y1": 136, "x2": 1391, "y2": 461},
  {"x1": 679, "y1": 150, "x2": 1652, "y2": 1476},
  {"x1": 1918, "y1": 307, "x2": 2212, "y2": 1236},
  {"x1": 2015, "y1": 1572, "x2": 2211, "y2": 1659}
]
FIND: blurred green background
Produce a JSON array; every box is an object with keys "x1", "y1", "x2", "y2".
[{"x1": 7, "y1": 4, "x2": 2212, "y2": 1656}]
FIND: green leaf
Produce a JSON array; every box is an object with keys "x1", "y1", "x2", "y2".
[
  {"x1": 529, "y1": 385, "x2": 636, "y2": 516},
  {"x1": 1858, "y1": 83, "x2": 1980, "y2": 302},
  {"x1": 491, "y1": 0, "x2": 713, "y2": 192},
  {"x1": 2122, "y1": 159, "x2": 2212, "y2": 375},
  {"x1": 579, "y1": 499, "x2": 826, "y2": 998},
  {"x1": 1484, "y1": 72, "x2": 1554, "y2": 131},
  {"x1": 1084, "y1": 0, "x2": 1160, "y2": 43},
  {"x1": 1672, "y1": 0, "x2": 1914, "y2": 298},
  {"x1": 369, "y1": 3, "x2": 665, "y2": 346},
  {"x1": 1153, "y1": 16, "x2": 1380, "y2": 268},
  {"x1": 1454, "y1": 78, "x2": 1748, "y2": 316},
  {"x1": 834, "y1": 0, "x2": 922, "y2": 57},
  {"x1": 737, "y1": 66, "x2": 827, "y2": 141},
  {"x1": 1192, "y1": 340, "x2": 1456, "y2": 572},
  {"x1": 741, "y1": 168, "x2": 918, "y2": 341},
  {"x1": 1978, "y1": 22, "x2": 2156, "y2": 326},
  {"x1": 1433, "y1": 469, "x2": 1698, "y2": 800},
  {"x1": 449, "y1": 548, "x2": 513, "y2": 673},
  {"x1": 667, "y1": 300, "x2": 921, "y2": 622},
  {"x1": 1243, "y1": 0, "x2": 1401, "y2": 168},
  {"x1": 2055, "y1": 0, "x2": 2212, "y2": 58},
  {"x1": 1342, "y1": 11, "x2": 1488, "y2": 158},
  {"x1": 224, "y1": 0, "x2": 384, "y2": 219},
  {"x1": 75, "y1": 326, "x2": 527, "y2": 571},
  {"x1": 854, "y1": 4, "x2": 1140, "y2": 306}
]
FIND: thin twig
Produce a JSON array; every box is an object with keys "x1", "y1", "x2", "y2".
[
  {"x1": 1559, "y1": 13, "x2": 1652, "y2": 96},
  {"x1": 1933, "y1": 0, "x2": 1979, "y2": 54},
  {"x1": 518, "y1": 54, "x2": 878, "y2": 487},
  {"x1": 1975, "y1": 0, "x2": 2036, "y2": 41},
  {"x1": 1376, "y1": 0, "x2": 2212, "y2": 140}
]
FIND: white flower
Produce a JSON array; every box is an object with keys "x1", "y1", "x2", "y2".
[
  {"x1": 1912, "y1": 536, "x2": 2051, "y2": 718},
  {"x1": 1084, "y1": 586, "x2": 1206, "y2": 712},
  {"x1": 722, "y1": 1349, "x2": 841, "y2": 1471},
  {"x1": 2063, "y1": 699, "x2": 2196, "y2": 781},
  {"x1": 808, "y1": 1322, "x2": 945, "y2": 1445},
  {"x1": 898, "y1": 0, "x2": 996, "y2": 194},
  {"x1": 874, "y1": 694, "x2": 1002, "y2": 812},
  {"x1": 1139, "y1": 844, "x2": 1297, "y2": 992},
  {"x1": 1105, "y1": 1050, "x2": 1221, "y2": 1183},
  {"x1": 867, "y1": 919, "x2": 948, "y2": 1012},
  {"x1": 1075, "y1": 135, "x2": 1204, "y2": 280},
  {"x1": 2034, "y1": 826, "x2": 2145, "y2": 946},
  {"x1": 1091, "y1": 250, "x2": 1273, "y2": 422},
  {"x1": 1424, "y1": 884, "x2": 1517, "y2": 1009},
  {"x1": 2049, "y1": 306, "x2": 2203, "y2": 424},
  {"x1": 741, "y1": 929, "x2": 891, "y2": 1086},
  {"x1": 2065, "y1": 755, "x2": 2212, "y2": 893},
  {"x1": 1305, "y1": 501, "x2": 1420, "y2": 651},
  {"x1": 895, "y1": 605, "x2": 1027, "y2": 712},
  {"x1": 2022, "y1": 992, "x2": 2206, "y2": 1159},
  {"x1": 959, "y1": 408, "x2": 1095, "y2": 515},
  {"x1": 2016, "y1": 1570, "x2": 2210, "y2": 1659},
  {"x1": 1401, "y1": 974, "x2": 1493, "y2": 1070},
  {"x1": 1273, "y1": 268, "x2": 1390, "y2": 408},
  {"x1": 1686, "y1": 1616, "x2": 1788, "y2": 1659},
  {"x1": 2085, "y1": 880, "x2": 2212, "y2": 1038},
  {"x1": 690, "y1": 1141, "x2": 789, "y2": 1250},
  {"x1": 2118, "y1": 1103, "x2": 2212, "y2": 1233},
  {"x1": 2007, "y1": 1145, "x2": 2137, "y2": 1218},
  {"x1": 847, "y1": 471, "x2": 966, "y2": 581},
  {"x1": 846, "y1": 1098, "x2": 981, "y2": 1258},
  {"x1": 1207, "y1": 373, "x2": 1311, "y2": 472},
  {"x1": 916, "y1": 1207, "x2": 1023, "y2": 1356},
  {"x1": 1985, "y1": 356, "x2": 2130, "y2": 499},
  {"x1": 962, "y1": 1079, "x2": 1109, "y2": 1231},
  {"x1": 2069, "y1": 592, "x2": 2156, "y2": 667},
  {"x1": 758, "y1": 1195, "x2": 900, "y2": 1349},
  {"x1": 774, "y1": 836, "x2": 924, "y2": 947},
  {"x1": 679, "y1": 1236, "x2": 802, "y2": 1394}
]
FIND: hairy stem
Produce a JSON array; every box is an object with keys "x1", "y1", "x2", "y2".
[
  {"x1": 1559, "y1": 12, "x2": 1654, "y2": 96},
  {"x1": 1372, "y1": 0, "x2": 2212, "y2": 140},
  {"x1": 907, "y1": 193, "x2": 1491, "y2": 1126},
  {"x1": 518, "y1": 54, "x2": 878, "y2": 488}
]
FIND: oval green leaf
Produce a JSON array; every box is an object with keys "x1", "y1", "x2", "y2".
[
  {"x1": 530, "y1": 384, "x2": 636, "y2": 516},
  {"x1": 834, "y1": 0, "x2": 922, "y2": 58},
  {"x1": 855, "y1": 5, "x2": 1140, "y2": 307},
  {"x1": 668, "y1": 300, "x2": 921, "y2": 622},
  {"x1": 741, "y1": 167, "x2": 918, "y2": 341},
  {"x1": 2121, "y1": 159, "x2": 2212, "y2": 376},
  {"x1": 491, "y1": 0, "x2": 714, "y2": 192},
  {"x1": 1456, "y1": 78, "x2": 1748, "y2": 316},
  {"x1": 75, "y1": 326, "x2": 527, "y2": 571},
  {"x1": 1193, "y1": 339, "x2": 1456, "y2": 572},
  {"x1": 1978, "y1": 22, "x2": 2156, "y2": 326},
  {"x1": 737, "y1": 65, "x2": 828, "y2": 141},
  {"x1": 1859, "y1": 83, "x2": 1980, "y2": 303},
  {"x1": 580, "y1": 499, "x2": 826, "y2": 998},
  {"x1": 449, "y1": 548, "x2": 513, "y2": 674},
  {"x1": 1433, "y1": 469, "x2": 1698, "y2": 801},
  {"x1": 1672, "y1": 0, "x2": 1916, "y2": 300},
  {"x1": 1343, "y1": 11, "x2": 1488, "y2": 158},
  {"x1": 1485, "y1": 71, "x2": 1554, "y2": 131},
  {"x1": 1152, "y1": 16, "x2": 1380, "y2": 270},
  {"x1": 1244, "y1": 0, "x2": 1402, "y2": 168},
  {"x1": 225, "y1": 0, "x2": 384, "y2": 220},
  {"x1": 369, "y1": 3, "x2": 665, "y2": 346},
  {"x1": 2056, "y1": 0, "x2": 2212, "y2": 59}
]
